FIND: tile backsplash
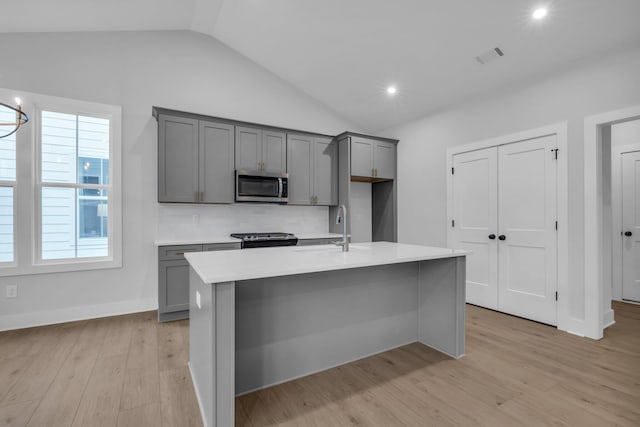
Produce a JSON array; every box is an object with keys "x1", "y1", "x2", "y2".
[{"x1": 157, "y1": 203, "x2": 329, "y2": 240}]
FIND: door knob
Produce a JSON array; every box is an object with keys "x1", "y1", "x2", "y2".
[
  {"x1": 624, "y1": 231, "x2": 633, "y2": 237},
  {"x1": 498, "y1": 235, "x2": 506, "y2": 241},
  {"x1": 488, "y1": 234, "x2": 496, "y2": 240}
]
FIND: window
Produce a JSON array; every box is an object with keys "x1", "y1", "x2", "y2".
[
  {"x1": 0, "y1": 88, "x2": 121, "y2": 276},
  {"x1": 39, "y1": 112, "x2": 111, "y2": 260},
  {"x1": 0, "y1": 105, "x2": 16, "y2": 264}
]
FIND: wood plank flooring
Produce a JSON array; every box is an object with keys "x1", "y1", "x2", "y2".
[{"x1": 1, "y1": 301, "x2": 638, "y2": 426}]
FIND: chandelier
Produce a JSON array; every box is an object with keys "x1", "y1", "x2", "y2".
[{"x1": 0, "y1": 98, "x2": 29, "y2": 138}]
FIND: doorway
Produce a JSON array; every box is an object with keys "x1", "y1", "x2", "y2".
[
  {"x1": 610, "y1": 122, "x2": 640, "y2": 304},
  {"x1": 584, "y1": 106, "x2": 640, "y2": 339}
]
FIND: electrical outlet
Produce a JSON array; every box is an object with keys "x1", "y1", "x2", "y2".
[{"x1": 6, "y1": 284, "x2": 17, "y2": 298}]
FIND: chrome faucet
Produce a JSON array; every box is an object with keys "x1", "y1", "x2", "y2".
[{"x1": 335, "y1": 204, "x2": 349, "y2": 252}]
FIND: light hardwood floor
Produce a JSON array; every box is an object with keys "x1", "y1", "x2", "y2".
[{"x1": 1, "y1": 301, "x2": 638, "y2": 426}]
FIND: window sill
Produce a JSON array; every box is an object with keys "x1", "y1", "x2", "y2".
[{"x1": 0, "y1": 257, "x2": 122, "y2": 277}]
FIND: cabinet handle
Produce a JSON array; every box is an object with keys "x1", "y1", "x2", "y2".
[
  {"x1": 489, "y1": 234, "x2": 496, "y2": 240},
  {"x1": 498, "y1": 235, "x2": 506, "y2": 241},
  {"x1": 375, "y1": 168, "x2": 378, "y2": 177},
  {"x1": 175, "y1": 252, "x2": 185, "y2": 255}
]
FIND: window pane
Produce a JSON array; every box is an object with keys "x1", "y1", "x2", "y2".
[
  {"x1": 41, "y1": 186, "x2": 76, "y2": 260},
  {"x1": 41, "y1": 111, "x2": 77, "y2": 183},
  {"x1": 78, "y1": 157, "x2": 109, "y2": 189},
  {"x1": 78, "y1": 116, "x2": 109, "y2": 186},
  {"x1": 0, "y1": 186, "x2": 14, "y2": 263},
  {"x1": 41, "y1": 186, "x2": 109, "y2": 260},
  {"x1": 0, "y1": 107, "x2": 16, "y2": 181},
  {"x1": 79, "y1": 190, "x2": 108, "y2": 239}
]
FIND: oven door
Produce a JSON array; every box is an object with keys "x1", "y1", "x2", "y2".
[{"x1": 236, "y1": 171, "x2": 288, "y2": 203}]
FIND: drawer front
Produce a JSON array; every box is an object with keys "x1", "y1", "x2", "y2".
[
  {"x1": 203, "y1": 242, "x2": 241, "y2": 251},
  {"x1": 297, "y1": 238, "x2": 337, "y2": 246},
  {"x1": 159, "y1": 244, "x2": 203, "y2": 261}
]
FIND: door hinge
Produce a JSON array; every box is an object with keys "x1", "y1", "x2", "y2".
[
  {"x1": 551, "y1": 148, "x2": 558, "y2": 160},
  {"x1": 555, "y1": 291, "x2": 558, "y2": 301},
  {"x1": 451, "y1": 167, "x2": 455, "y2": 175},
  {"x1": 452, "y1": 219, "x2": 455, "y2": 227},
  {"x1": 555, "y1": 221, "x2": 558, "y2": 230}
]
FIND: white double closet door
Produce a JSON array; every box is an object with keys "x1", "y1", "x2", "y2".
[
  {"x1": 452, "y1": 135, "x2": 558, "y2": 325},
  {"x1": 622, "y1": 151, "x2": 640, "y2": 302}
]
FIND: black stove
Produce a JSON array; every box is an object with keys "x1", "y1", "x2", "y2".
[{"x1": 230, "y1": 232, "x2": 298, "y2": 249}]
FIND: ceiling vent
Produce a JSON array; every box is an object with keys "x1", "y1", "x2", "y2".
[{"x1": 475, "y1": 47, "x2": 505, "y2": 65}]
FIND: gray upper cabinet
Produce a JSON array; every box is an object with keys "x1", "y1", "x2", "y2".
[
  {"x1": 374, "y1": 141, "x2": 396, "y2": 180},
  {"x1": 350, "y1": 137, "x2": 374, "y2": 177},
  {"x1": 314, "y1": 137, "x2": 338, "y2": 206},
  {"x1": 158, "y1": 115, "x2": 199, "y2": 203},
  {"x1": 158, "y1": 113, "x2": 234, "y2": 203},
  {"x1": 287, "y1": 134, "x2": 337, "y2": 206},
  {"x1": 200, "y1": 120, "x2": 235, "y2": 203},
  {"x1": 287, "y1": 134, "x2": 314, "y2": 204},
  {"x1": 235, "y1": 126, "x2": 261, "y2": 171},
  {"x1": 262, "y1": 131, "x2": 287, "y2": 174},
  {"x1": 350, "y1": 136, "x2": 396, "y2": 180},
  {"x1": 235, "y1": 126, "x2": 286, "y2": 174}
]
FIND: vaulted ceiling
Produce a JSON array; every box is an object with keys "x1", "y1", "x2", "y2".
[{"x1": 5, "y1": 0, "x2": 640, "y2": 131}]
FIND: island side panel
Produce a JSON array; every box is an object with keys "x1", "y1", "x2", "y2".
[
  {"x1": 417, "y1": 256, "x2": 466, "y2": 358},
  {"x1": 189, "y1": 267, "x2": 214, "y2": 426},
  {"x1": 235, "y1": 263, "x2": 419, "y2": 394},
  {"x1": 189, "y1": 267, "x2": 235, "y2": 427}
]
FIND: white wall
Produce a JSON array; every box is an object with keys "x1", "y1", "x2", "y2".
[
  {"x1": 0, "y1": 31, "x2": 359, "y2": 330},
  {"x1": 382, "y1": 46, "x2": 640, "y2": 326}
]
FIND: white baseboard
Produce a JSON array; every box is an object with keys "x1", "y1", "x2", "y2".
[
  {"x1": 603, "y1": 309, "x2": 615, "y2": 329},
  {"x1": 0, "y1": 297, "x2": 157, "y2": 332},
  {"x1": 558, "y1": 316, "x2": 585, "y2": 338},
  {"x1": 188, "y1": 362, "x2": 208, "y2": 427}
]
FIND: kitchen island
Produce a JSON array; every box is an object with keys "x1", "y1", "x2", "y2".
[{"x1": 185, "y1": 242, "x2": 468, "y2": 427}]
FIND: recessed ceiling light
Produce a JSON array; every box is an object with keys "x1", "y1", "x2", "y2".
[
  {"x1": 386, "y1": 86, "x2": 397, "y2": 95},
  {"x1": 532, "y1": 7, "x2": 548, "y2": 19}
]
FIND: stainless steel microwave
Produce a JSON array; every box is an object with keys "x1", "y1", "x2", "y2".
[{"x1": 235, "y1": 171, "x2": 288, "y2": 203}]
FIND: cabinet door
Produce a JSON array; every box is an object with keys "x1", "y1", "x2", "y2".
[
  {"x1": 374, "y1": 141, "x2": 396, "y2": 180},
  {"x1": 350, "y1": 137, "x2": 374, "y2": 178},
  {"x1": 159, "y1": 259, "x2": 191, "y2": 314},
  {"x1": 158, "y1": 115, "x2": 199, "y2": 203},
  {"x1": 314, "y1": 137, "x2": 338, "y2": 206},
  {"x1": 200, "y1": 121, "x2": 235, "y2": 203},
  {"x1": 262, "y1": 130, "x2": 287, "y2": 174},
  {"x1": 235, "y1": 126, "x2": 261, "y2": 171},
  {"x1": 287, "y1": 134, "x2": 314, "y2": 205}
]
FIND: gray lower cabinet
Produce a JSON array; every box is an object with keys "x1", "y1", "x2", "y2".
[
  {"x1": 236, "y1": 126, "x2": 286, "y2": 174},
  {"x1": 287, "y1": 134, "x2": 337, "y2": 206},
  {"x1": 158, "y1": 242, "x2": 240, "y2": 321},
  {"x1": 297, "y1": 238, "x2": 341, "y2": 246},
  {"x1": 158, "y1": 114, "x2": 234, "y2": 203},
  {"x1": 350, "y1": 136, "x2": 396, "y2": 180}
]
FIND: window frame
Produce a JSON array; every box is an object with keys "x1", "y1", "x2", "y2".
[{"x1": 0, "y1": 88, "x2": 122, "y2": 276}]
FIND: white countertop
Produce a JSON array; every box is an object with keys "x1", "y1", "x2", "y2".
[
  {"x1": 185, "y1": 241, "x2": 469, "y2": 284},
  {"x1": 153, "y1": 233, "x2": 343, "y2": 246}
]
